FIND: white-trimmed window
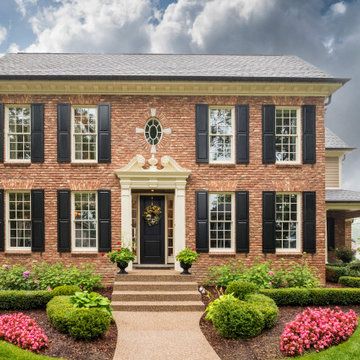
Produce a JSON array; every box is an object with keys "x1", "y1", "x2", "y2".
[
  {"x1": 275, "y1": 193, "x2": 301, "y2": 252},
  {"x1": 72, "y1": 192, "x2": 98, "y2": 251},
  {"x1": 209, "y1": 193, "x2": 234, "y2": 251},
  {"x1": 275, "y1": 107, "x2": 301, "y2": 163},
  {"x1": 72, "y1": 107, "x2": 97, "y2": 162},
  {"x1": 209, "y1": 107, "x2": 235, "y2": 163},
  {"x1": 6, "y1": 191, "x2": 32, "y2": 250},
  {"x1": 5, "y1": 106, "x2": 31, "y2": 162}
]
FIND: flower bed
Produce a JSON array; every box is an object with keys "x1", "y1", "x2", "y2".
[{"x1": 280, "y1": 307, "x2": 358, "y2": 357}]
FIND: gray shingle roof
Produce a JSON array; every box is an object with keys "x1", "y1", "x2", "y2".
[
  {"x1": 0, "y1": 53, "x2": 348, "y2": 82},
  {"x1": 325, "y1": 128, "x2": 354, "y2": 150},
  {"x1": 326, "y1": 189, "x2": 360, "y2": 203}
]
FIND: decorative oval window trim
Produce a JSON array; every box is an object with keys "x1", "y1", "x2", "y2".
[{"x1": 144, "y1": 118, "x2": 163, "y2": 146}]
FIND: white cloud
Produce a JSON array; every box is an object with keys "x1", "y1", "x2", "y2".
[
  {"x1": 330, "y1": 1, "x2": 347, "y2": 15},
  {"x1": 0, "y1": 26, "x2": 7, "y2": 45},
  {"x1": 14, "y1": 0, "x2": 38, "y2": 17},
  {"x1": 8, "y1": 43, "x2": 20, "y2": 53}
]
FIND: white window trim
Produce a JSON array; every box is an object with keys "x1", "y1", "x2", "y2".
[
  {"x1": 208, "y1": 192, "x2": 235, "y2": 253},
  {"x1": 208, "y1": 106, "x2": 235, "y2": 164},
  {"x1": 275, "y1": 192, "x2": 302, "y2": 254},
  {"x1": 5, "y1": 190, "x2": 32, "y2": 252},
  {"x1": 71, "y1": 105, "x2": 98, "y2": 164},
  {"x1": 71, "y1": 191, "x2": 98, "y2": 253},
  {"x1": 4, "y1": 105, "x2": 32, "y2": 164},
  {"x1": 275, "y1": 106, "x2": 302, "y2": 165}
]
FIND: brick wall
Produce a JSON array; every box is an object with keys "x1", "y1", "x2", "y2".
[{"x1": 0, "y1": 94, "x2": 326, "y2": 284}]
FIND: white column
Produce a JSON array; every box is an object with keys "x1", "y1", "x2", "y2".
[
  {"x1": 120, "y1": 180, "x2": 133, "y2": 271},
  {"x1": 174, "y1": 181, "x2": 187, "y2": 272}
]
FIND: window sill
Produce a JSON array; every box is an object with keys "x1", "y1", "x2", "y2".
[
  {"x1": 5, "y1": 250, "x2": 32, "y2": 256},
  {"x1": 209, "y1": 252, "x2": 236, "y2": 257},
  {"x1": 275, "y1": 164, "x2": 303, "y2": 168},
  {"x1": 275, "y1": 252, "x2": 303, "y2": 256},
  {"x1": 208, "y1": 163, "x2": 236, "y2": 168},
  {"x1": 71, "y1": 251, "x2": 99, "y2": 257},
  {"x1": 71, "y1": 162, "x2": 98, "y2": 167}
]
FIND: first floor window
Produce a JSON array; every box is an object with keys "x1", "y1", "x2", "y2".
[
  {"x1": 72, "y1": 107, "x2": 97, "y2": 162},
  {"x1": 7, "y1": 192, "x2": 32, "y2": 249},
  {"x1": 209, "y1": 193, "x2": 234, "y2": 250},
  {"x1": 73, "y1": 192, "x2": 97, "y2": 250},
  {"x1": 209, "y1": 107, "x2": 234, "y2": 163},
  {"x1": 275, "y1": 193, "x2": 300, "y2": 252},
  {"x1": 6, "y1": 106, "x2": 31, "y2": 161}
]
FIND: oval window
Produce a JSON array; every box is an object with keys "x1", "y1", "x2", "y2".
[{"x1": 144, "y1": 118, "x2": 163, "y2": 145}]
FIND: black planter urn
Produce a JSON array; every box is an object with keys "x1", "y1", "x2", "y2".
[
  {"x1": 117, "y1": 260, "x2": 129, "y2": 274},
  {"x1": 180, "y1": 262, "x2": 192, "y2": 275}
]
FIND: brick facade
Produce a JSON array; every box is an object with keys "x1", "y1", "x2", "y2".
[{"x1": 0, "y1": 94, "x2": 326, "y2": 284}]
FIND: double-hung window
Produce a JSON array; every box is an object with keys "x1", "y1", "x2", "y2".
[
  {"x1": 275, "y1": 193, "x2": 301, "y2": 252},
  {"x1": 72, "y1": 192, "x2": 98, "y2": 251},
  {"x1": 209, "y1": 193, "x2": 234, "y2": 251},
  {"x1": 6, "y1": 191, "x2": 32, "y2": 250},
  {"x1": 72, "y1": 107, "x2": 97, "y2": 162},
  {"x1": 5, "y1": 106, "x2": 31, "y2": 162},
  {"x1": 209, "y1": 107, "x2": 235, "y2": 163},
  {"x1": 275, "y1": 107, "x2": 301, "y2": 164}
]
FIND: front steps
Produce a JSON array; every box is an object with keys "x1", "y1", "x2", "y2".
[{"x1": 111, "y1": 269, "x2": 204, "y2": 312}]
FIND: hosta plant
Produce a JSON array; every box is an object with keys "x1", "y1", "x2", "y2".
[{"x1": 70, "y1": 291, "x2": 112, "y2": 316}]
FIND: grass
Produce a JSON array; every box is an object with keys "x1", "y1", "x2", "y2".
[
  {"x1": 295, "y1": 326, "x2": 360, "y2": 359},
  {"x1": 0, "y1": 341, "x2": 61, "y2": 360}
]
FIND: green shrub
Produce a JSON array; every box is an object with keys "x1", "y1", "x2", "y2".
[
  {"x1": 225, "y1": 281, "x2": 258, "y2": 300},
  {"x1": 70, "y1": 291, "x2": 112, "y2": 316},
  {"x1": 47, "y1": 296, "x2": 111, "y2": 340},
  {"x1": 208, "y1": 294, "x2": 265, "y2": 338},
  {"x1": 244, "y1": 293, "x2": 277, "y2": 307},
  {"x1": 0, "y1": 265, "x2": 37, "y2": 290},
  {"x1": 326, "y1": 265, "x2": 348, "y2": 283},
  {"x1": 52, "y1": 285, "x2": 81, "y2": 296},
  {"x1": 335, "y1": 247, "x2": 355, "y2": 263},
  {"x1": 0, "y1": 290, "x2": 53, "y2": 310},
  {"x1": 339, "y1": 276, "x2": 360, "y2": 288}
]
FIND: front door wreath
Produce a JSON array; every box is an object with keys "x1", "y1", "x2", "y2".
[{"x1": 143, "y1": 204, "x2": 162, "y2": 226}]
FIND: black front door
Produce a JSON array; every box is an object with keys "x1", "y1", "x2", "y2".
[{"x1": 140, "y1": 196, "x2": 165, "y2": 264}]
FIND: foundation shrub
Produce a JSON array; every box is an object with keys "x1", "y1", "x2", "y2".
[
  {"x1": 224, "y1": 281, "x2": 258, "y2": 300},
  {"x1": 52, "y1": 285, "x2": 81, "y2": 297},
  {"x1": 325, "y1": 265, "x2": 348, "y2": 283},
  {"x1": 0, "y1": 290, "x2": 53, "y2": 310},
  {"x1": 245, "y1": 294, "x2": 279, "y2": 329},
  {"x1": 338, "y1": 276, "x2": 360, "y2": 288}
]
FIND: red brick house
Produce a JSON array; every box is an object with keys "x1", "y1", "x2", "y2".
[{"x1": 0, "y1": 53, "x2": 352, "y2": 283}]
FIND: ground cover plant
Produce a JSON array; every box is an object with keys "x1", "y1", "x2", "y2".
[{"x1": 280, "y1": 307, "x2": 358, "y2": 357}]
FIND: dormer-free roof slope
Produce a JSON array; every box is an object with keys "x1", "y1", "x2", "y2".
[{"x1": 325, "y1": 127, "x2": 355, "y2": 150}]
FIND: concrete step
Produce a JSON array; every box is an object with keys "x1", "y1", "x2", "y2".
[
  {"x1": 113, "y1": 281, "x2": 198, "y2": 292},
  {"x1": 111, "y1": 300, "x2": 205, "y2": 312},
  {"x1": 115, "y1": 273, "x2": 195, "y2": 282},
  {"x1": 112, "y1": 290, "x2": 201, "y2": 301}
]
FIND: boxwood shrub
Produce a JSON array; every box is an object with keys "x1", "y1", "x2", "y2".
[
  {"x1": 225, "y1": 281, "x2": 258, "y2": 300},
  {"x1": 338, "y1": 276, "x2": 360, "y2": 288},
  {"x1": 46, "y1": 295, "x2": 111, "y2": 340},
  {"x1": 52, "y1": 285, "x2": 81, "y2": 296},
  {"x1": 326, "y1": 265, "x2": 348, "y2": 283},
  {"x1": 0, "y1": 290, "x2": 53, "y2": 310}
]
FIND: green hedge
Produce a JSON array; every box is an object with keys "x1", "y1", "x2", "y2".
[
  {"x1": 326, "y1": 265, "x2": 348, "y2": 283},
  {"x1": 0, "y1": 290, "x2": 53, "y2": 310},
  {"x1": 260, "y1": 288, "x2": 360, "y2": 306},
  {"x1": 338, "y1": 276, "x2": 360, "y2": 288}
]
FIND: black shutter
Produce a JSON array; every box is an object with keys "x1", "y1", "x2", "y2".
[
  {"x1": 236, "y1": 105, "x2": 249, "y2": 164},
  {"x1": 327, "y1": 217, "x2": 335, "y2": 251},
  {"x1": 57, "y1": 104, "x2": 71, "y2": 163},
  {"x1": 236, "y1": 191, "x2": 249, "y2": 252},
  {"x1": 31, "y1": 189, "x2": 45, "y2": 252},
  {"x1": 263, "y1": 191, "x2": 276, "y2": 253},
  {"x1": 31, "y1": 104, "x2": 44, "y2": 163},
  {"x1": 0, "y1": 104, "x2": 3, "y2": 163},
  {"x1": 196, "y1": 191, "x2": 209, "y2": 252},
  {"x1": 57, "y1": 190, "x2": 71, "y2": 252},
  {"x1": 196, "y1": 104, "x2": 209, "y2": 163},
  {"x1": 303, "y1": 191, "x2": 316, "y2": 253},
  {"x1": 0, "y1": 189, "x2": 4, "y2": 251},
  {"x1": 303, "y1": 105, "x2": 316, "y2": 164},
  {"x1": 98, "y1": 190, "x2": 111, "y2": 252},
  {"x1": 262, "y1": 105, "x2": 276, "y2": 164},
  {"x1": 98, "y1": 104, "x2": 111, "y2": 163}
]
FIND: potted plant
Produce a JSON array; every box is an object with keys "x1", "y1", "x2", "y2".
[
  {"x1": 107, "y1": 246, "x2": 135, "y2": 274},
  {"x1": 176, "y1": 248, "x2": 199, "y2": 275}
]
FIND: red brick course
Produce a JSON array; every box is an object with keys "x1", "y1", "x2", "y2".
[{"x1": 0, "y1": 94, "x2": 326, "y2": 285}]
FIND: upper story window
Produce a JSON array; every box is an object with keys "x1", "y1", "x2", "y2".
[
  {"x1": 5, "y1": 106, "x2": 31, "y2": 162},
  {"x1": 72, "y1": 192, "x2": 97, "y2": 251},
  {"x1": 275, "y1": 193, "x2": 301, "y2": 253},
  {"x1": 209, "y1": 107, "x2": 235, "y2": 163},
  {"x1": 6, "y1": 191, "x2": 32, "y2": 250},
  {"x1": 209, "y1": 193, "x2": 234, "y2": 251},
  {"x1": 275, "y1": 108, "x2": 301, "y2": 164},
  {"x1": 72, "y1": 107, "x2": 97, "y2": 162}
]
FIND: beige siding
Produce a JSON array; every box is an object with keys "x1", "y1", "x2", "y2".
[{"x1": 326, "y1": 157, "x2": 340, "y2": 188}]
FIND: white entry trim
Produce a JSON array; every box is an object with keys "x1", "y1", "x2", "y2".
[{"x1": 115, "y1": 155, "x2": 191, "y2": 272}]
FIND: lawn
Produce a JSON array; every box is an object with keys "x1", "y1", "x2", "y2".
[{"x1": 0, "y1": 341, "x2": 62, "y2": 360}]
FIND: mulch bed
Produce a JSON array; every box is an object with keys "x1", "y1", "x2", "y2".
[{"x1": 200, "y1": 288, "x2": 360, "y2": 360}]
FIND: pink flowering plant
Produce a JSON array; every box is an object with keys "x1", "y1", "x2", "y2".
[
  {"x1": 0, "y1": 313, "x2": 48, "y2": 352},
  {"x1": 280, "y1": 307, "x2": 358, "y2": 357}
]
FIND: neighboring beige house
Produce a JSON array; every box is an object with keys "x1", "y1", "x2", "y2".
[{"x1": 325, "y1": 128, "x2": 360, "y2": 262}]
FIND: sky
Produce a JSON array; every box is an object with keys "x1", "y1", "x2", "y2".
[{"x1": 0, "y1": 0, "x2": 359, "y2": 189}]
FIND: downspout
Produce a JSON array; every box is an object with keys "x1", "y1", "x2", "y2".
[{"x1": 324, "y1": 95, "x2": 332, "y2": 108}]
